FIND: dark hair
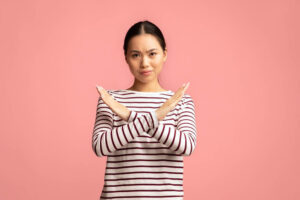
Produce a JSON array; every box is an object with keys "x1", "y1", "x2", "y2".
[{"x1": 123, "y1": 20, "x2": 166, "y2": 56}]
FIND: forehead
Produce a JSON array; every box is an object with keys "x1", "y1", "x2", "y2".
[{"x1": 127, "y1": 34, "x2": 161, "y2": 52}]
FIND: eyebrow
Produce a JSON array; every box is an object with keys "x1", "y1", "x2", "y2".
[{"x1": 130, "y1": 48, "x2": 158, "y2": 53}]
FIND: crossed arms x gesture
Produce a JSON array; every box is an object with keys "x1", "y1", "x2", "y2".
[{"x1": 95, "y1": 83, "x2": 190, "y2": 122}]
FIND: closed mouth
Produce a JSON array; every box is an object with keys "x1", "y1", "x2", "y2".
[{"x1": 141, "y1": 70, "x2": 152, "y2": 73}]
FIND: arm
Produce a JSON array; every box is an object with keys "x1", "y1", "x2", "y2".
[
  {"x1": 92, "y1": 97, "x2": 159, "y2": 157},
  {"x1": 146, "y1": 95, "x2": 197, "y2": 156}
]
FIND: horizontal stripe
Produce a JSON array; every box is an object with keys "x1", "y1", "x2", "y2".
[{"x1": 92, "y1": 89, "x2": 197, "y2": 200}]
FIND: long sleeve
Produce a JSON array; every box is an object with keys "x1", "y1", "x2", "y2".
[
  {"x1": 92, "y1": 97, "x2": 159, "y2": 157},
  {"x1": 146, "y1": 95, "x2": 197, "y2": 156}
]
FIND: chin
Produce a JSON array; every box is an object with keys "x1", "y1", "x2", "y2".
[{"x1": 138, "y1": 77, "x2": 154, "y2": 83}]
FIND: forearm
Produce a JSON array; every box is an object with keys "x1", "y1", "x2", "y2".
[
  {"x1": 147, "y1": 124, "x2": 196, "y2": 156},
  {"x1": 148, "y1": 100, "x2": 197, "y2": 156},
  {"x1": 92, "y1": 110, "x2": 158, "y2": 157},
  {"x1": 105, "y1": 94, "x2": 131, "y2": 122}
]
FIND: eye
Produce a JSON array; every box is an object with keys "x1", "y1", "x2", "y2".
[
  {"x1": 150, "y1": 52, "x2": 157, "y2": 56},
  {"x1": 132, "y1": 54, "x2": 139, "y2": 58}
]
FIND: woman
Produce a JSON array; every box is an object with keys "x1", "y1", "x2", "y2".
[{"x1": 92, "y1": 20, "x2": 197, "y2": 200}]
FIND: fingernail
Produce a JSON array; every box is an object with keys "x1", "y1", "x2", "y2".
[{"x1": 182, "y1": 83, "x2": 186, "y2": 87}]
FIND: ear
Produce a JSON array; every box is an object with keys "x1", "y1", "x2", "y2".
[{"x1": 163, "y1": 48, "x2": 167, "y2": 62}]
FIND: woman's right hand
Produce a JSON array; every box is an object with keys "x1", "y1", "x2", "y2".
[
  {"x1": 96, "y1": 85, "x2": 131, "y2": 121},
  {"x1": 155, "y1": 82, "x2": 190, "y2": 121}
]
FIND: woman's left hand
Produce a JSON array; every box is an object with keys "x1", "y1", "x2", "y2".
[
  {"x1": 96, "y1": 85, "x2": 131, "y2": 121},
  {"x1": 155, "y1": 82, "x2": 189, "y2": 121}
]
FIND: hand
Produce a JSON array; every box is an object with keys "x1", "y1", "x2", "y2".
[
  {"x1": 155, "y1": 82, "x2": 190, "y2": 121},
  {"x1": 96, "y1": 85, "x2": 131, "y2": 121}
]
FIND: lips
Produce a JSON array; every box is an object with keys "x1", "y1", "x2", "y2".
[
  {"x1": 140, "y1": 70, "x2": 152, "y2": 76},
  {"x1": 141, "y1": 70, "x2": 152, "y2": 73}
]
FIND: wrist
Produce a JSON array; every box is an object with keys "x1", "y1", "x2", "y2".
[
  {"x1": 127, "y1": 110, "x2": 137, "y2": 122},
  {"x1": 149, "y1": 110, "x2": 159, "y2": 128},
  {"x1": 155, "y1": 110, "x2": 161, "y2": 121}
]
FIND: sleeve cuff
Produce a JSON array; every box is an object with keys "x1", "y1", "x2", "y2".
[
  {"x1": 149, "y1": 110, "x2": 159, "y2": 128},
  {"x1": 127, "y1": 110, "x2": 137, "y2": 122}
]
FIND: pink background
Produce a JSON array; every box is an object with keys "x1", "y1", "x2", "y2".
[{"x1": 1, "y1": 0, "x2": 299, "y2": 199}]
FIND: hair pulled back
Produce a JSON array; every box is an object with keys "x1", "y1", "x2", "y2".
[{"x1": 123, "y1": 20, "x2": 166, "y2": 56}]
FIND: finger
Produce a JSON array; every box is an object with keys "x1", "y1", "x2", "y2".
[
  {"x1": 96, "y1": 85, "x2": 104, "y2": 96},
  {"x1": 183, "y1": 82, "x2": 190, "y2": 93},
  {"x1": 174, "y1": 83, "x2": 185, "y2": 96},
  {"x1": 177, "y1": 82, "x2": 187, "y2": 96},
  {"x1": 180, "y1": 83, "x2": 186, "y2": 92},
  {"x1": 97, "y1": 85, "x2": 103, "y2": 90},
  {"x1": 175, "y1": 83, "x2": 189, "y2": 101},
  {"x1": 96, "y1": 85, "x2": 101, "y2": 93}
]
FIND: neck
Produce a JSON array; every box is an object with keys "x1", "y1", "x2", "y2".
[{"x1": 128, "y1": 79, "x2": 166, "y2": 92}]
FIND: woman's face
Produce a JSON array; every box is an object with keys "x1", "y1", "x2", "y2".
[{"x1": 125, "y1": 34, "x2": 167, "y2": 83}]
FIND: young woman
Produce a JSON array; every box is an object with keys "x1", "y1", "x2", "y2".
[{"x1": 92, "y1": 20, "x2": 197, "y2": 200}]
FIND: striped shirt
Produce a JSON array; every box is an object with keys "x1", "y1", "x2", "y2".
[{"x1": 92, "y1": 89, "x2": 197, "y2": 200}]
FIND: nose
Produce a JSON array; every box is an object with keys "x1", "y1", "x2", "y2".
[{"x1": 141, "y1": 55, "x2": 150, "y2": 68}]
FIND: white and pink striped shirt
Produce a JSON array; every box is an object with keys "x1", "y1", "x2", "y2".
[{"x1": 92, "y1": 89, "x2": 197, "y2": 200}]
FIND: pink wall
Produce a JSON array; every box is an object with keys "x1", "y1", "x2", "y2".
[{"x1": 1, "y1": 0, "x2": 299, "y2": 199}]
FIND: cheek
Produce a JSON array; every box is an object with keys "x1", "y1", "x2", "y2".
[
  {"x1": 128, "y1": 64, "x2": 140, "y2": 75},
  {"x1": 152, "y1": 65, "x2": 163, "y2": 77},
  {"x1": 154, "y1": 66, "x2": 162, "y2": 75},
  {"x1": 153, "y1": 58, "x2": 164, "y2": 69}
]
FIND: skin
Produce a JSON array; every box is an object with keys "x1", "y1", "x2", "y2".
[{"x1": 96, "y1": 33, "x2": 190, "y2": 121}]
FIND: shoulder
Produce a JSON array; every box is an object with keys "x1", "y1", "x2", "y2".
[
  {"x1": 107, "y1": 89, "x2": 126, "y2": 95},
  {"x1": 96, "y1": 89, "x2": 117, "y2": 104},
  {"x1": 106, "y1": 89, "x2": 126, "y2": 99},
  {"x1": 183, "y1": 93, "x2": 192, "y2": 99},
  {"x1": 96, "y1": 89, "x2": 119, "y2": 103},
  {"x1": 107, "y1": 89, "x2": 116, "y2": 94},
  {"x1": 182, "y1": 93, "x2": 195, "y2": 108},
  {"x1": 183, "y1": 93, "x2": 194, "y2": 102}
]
